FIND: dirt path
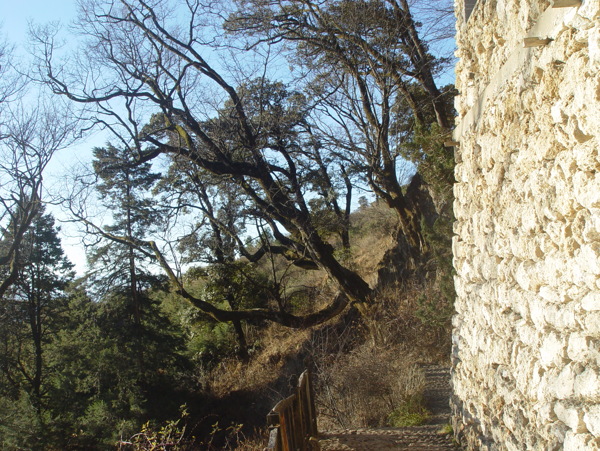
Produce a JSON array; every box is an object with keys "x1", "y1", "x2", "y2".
[{"x1": 318, "y1": 365, "x2": 460, "y2": 450}]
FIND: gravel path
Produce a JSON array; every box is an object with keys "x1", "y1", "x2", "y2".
[{"x1": 318, "y1": 365, "x2": 460, "y2": 450}]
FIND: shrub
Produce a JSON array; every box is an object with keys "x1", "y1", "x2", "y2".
[
  {"x1": 117, "y1": 405, "x2": 193, "y2": 450},
  {"x1": 314, "y1": 342, "x2": 426, "y2": 429},
  {"x1": 387, "y1": 396, "x2": 430, "y2": 427}
]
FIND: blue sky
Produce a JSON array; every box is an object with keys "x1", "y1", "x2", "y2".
[
  {"x1": 1, "y1": 0, "x2": 76, "y2": 47},
  {"x1": 2, "y1": 1, "x2": 93, "y2": 274}
]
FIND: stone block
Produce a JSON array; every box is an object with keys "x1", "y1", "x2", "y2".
[
  {"x1": 584, "y1": 405, "x2": 600, "y2": 437},
  {"x1": 588, "y1": 19, "x2": 600, "y2": 63},
  {"x1": 563, "y1": 431, "x2": 593, "y2": 450},
  {"x1": 553, "y1": 363, "x2": 576, "y2": 399},
  {"x1": 554, "y1": 402, "x2": 588, "y2": 433},
  {"x1": 540, "y1": 333, "x2": 565, "y2": 368},
  {"x1": 539, "y1": 256, "x2": 567, "y2": 289},
  {"x1": 567, "y1": 333, "x2": 598, "y2": 362},
  {"x1": 567, "y1": 284, "x2": 587, "y2": 303},
  {"x1": 574, "y1": 368, "x2": 600, "y2": 398},
  {"x1": 546, "y1": 421, "x2": 569, "y2": 443},
  {"x1": 573, "y1": 143, "x2": 600, "y2": 174},
  {"x1": 551, "y1": 100, "x2": 568, "y2": 124},
  {"x1": 536, "y1": 402, "x2": 558, "y2": 426},
  {"x1": 573, "y1": 208, "x2": 600, "y2": 244},
  {"x1": 580, "y1": 244, "x2": 600, "y2": 275},
  {"x1": 539, "y1": 286, "x2": 562, "y2": 303},
  {"x1": 582, "y1": 292, "x2": 600, "y2": 311},
  {"x1": 516, "y1": 321, "x2": 538, "y2": 346},
  {"x1": 545, "y1": 303, "x2": 577, "y2": 330},
  {"x1": 537, "y1": 368, "x2": 558, "y2": 402},
  {"x1": 574, "y1": 173, "x2": 600, "y2": 210},
  {"x1": 584, "y1": 312, "x2": 600, "y2": 336},
  {"x1": 515, "y1": 262, "x2": 536, "y2": 291}
]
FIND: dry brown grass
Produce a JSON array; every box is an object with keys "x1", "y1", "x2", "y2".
[
  {"x1": 204, "y1": 279, "x2": 451, "y2": 444},
  {"x1": 315, "y1": 342, "x2": 426, "y2": 429},
  {"x1": 230, "y1": 428, "x2": 269, "y2": 450},
  {"x1": 349, "y1": 202, "x2": 398, "y2": 287},
  {"x1": 205, "y1": 325, "x2": 312, "y2": 398},
  {"x1": 197, "y1": 201, "x2": 452, "y2": 447},
  {"x1": 302, "y1": 280, "x2": 451, "y2": 430},
  {"x1": 360, "y1": 282, "x2": 452, "y2": 358}
]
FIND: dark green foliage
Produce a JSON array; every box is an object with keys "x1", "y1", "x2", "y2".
[
  {"x1": 0, "y1": 198, "x2": 194, "y2": 449},
  {"x1": 92, "y1": 145, "x2": 161, "y2": 227},
  {"x1": 88, "y1": 144, "x2": 162, "y2": 292},
  {"x1": 415, "y1": 192, "x2": 456, "y2": 329},
  {"x1": 408, "y1": 122, "x2": 456, "y2": 196},
  {"x1": 0, "y1": 395, "x2": 47, "y2": 450},
  {"x1": 397, "y1": 84, "x2": 457, "y2": 196},
  {"x1": 163, "y1": 262, "x2": 273, "y2": 367},
  {"x1": 392, "y1": 83, "x2": 456, "y2": 320},
  {"x1": 415, "y1": 288, "x2": 454, "y2": 329},
  {"x1": 46, "y1": 286, "x2": 192, "y2": 448},
  {"x1": 0, "y1": 210, "x2": 74, "y2": 449},
  {"x1": 200, "y1": 263, "x2": 271, "y2": 312}
]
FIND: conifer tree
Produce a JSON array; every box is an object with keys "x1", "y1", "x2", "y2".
[
  {"x1": 89, "y1": 144, "x2": 162, "y2": 326},
  {"x1": 0, "y1": 208, "x2": 73, "y2": 447}
]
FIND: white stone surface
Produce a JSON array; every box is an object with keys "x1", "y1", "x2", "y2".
[
  {"x1": 554, "y1": 402, "x2": 587, "y2": 433},
  {"x1": 540, "y1": 333, "x2": 565, "y2": 368},
  {"x1": 582, "y1": 292, "x2": 600, "y2": 312},
  {"x1": 553, "y1": 364, "x2": 576, "y2": 400},
  {"x1": 452, "y1": 0, "x2": 600, "y2": 448},
  {"x1": 567, "y1": 333, "x2": 595, "y2": 362},
  {"x1": 574, "y1": 369, "x2": 600, "y2": 398},
  {"x1": 585, "y1": 406, "x2": 600, "y2": 438},
  {"x1": 563, "y1": 431, "x2": 593, "y2": 450}
]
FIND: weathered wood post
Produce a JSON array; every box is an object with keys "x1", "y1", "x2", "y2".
[
  {"x1": 298, "y1": 369, "x2": 318, "y2": 445},
  {"x1": 264, "y1": 370, "x2": 319, "y2": 451}
]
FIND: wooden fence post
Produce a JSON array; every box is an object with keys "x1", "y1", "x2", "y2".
[
  {"x1": 264, "y1": 369, "x2": 319, "y2": 451},
  {"x1": 265, "y1": 409, "x2": 281, "y2": 451}
]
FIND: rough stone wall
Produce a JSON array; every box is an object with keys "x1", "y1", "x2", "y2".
[{"x1": 451, "y1": 0, "x2": 600, "y2": 449}]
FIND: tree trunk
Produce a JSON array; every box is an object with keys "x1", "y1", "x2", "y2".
[
  {"x1": 225, "y1": 292, "x2": 250, "y2": 362},
  {"x1": 377, "y1": 174, "x2": 434, "y2": 287},
  {"x1": 28, "y1": 292, "x2": 43, "y2": 414},
  {"x1": 232, "y1": 320, "x2": 250, "y2": 362},
  {"x1": 307, "y1": 231, "x2": 373, "y2": 304}
]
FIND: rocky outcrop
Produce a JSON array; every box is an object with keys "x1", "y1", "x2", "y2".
[{"x1": 452, "y1": 0, "x2": 600, "y2": 449}]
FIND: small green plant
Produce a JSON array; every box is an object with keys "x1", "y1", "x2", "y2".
[
  {"x1": 387, "y1": 397, "x2": 430, "y2": 427},
  {"x1": 116, "y1": 405, "x2": 192, "y2": 450},
  {"x1": 197, "y1": 420, "x2": 247, "y2": 450},
  {"x1": 439, "y1": 423, "x2": 453, "y2": 435}
]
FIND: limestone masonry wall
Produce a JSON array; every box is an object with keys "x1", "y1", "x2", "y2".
[{"x1": 451, "y1": 0, "x2": 600, "y2": 449}]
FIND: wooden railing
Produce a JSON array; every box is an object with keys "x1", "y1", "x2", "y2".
[{"x1": 264, "y1": 370, "x2": 319, "y2": 451}]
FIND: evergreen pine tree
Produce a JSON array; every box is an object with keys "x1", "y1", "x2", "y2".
[
  {"x1": 0, "y1": 208, "x2": 74, "y2": 448},
  {"x1": 89, "y1": 144, "x2": 162, "y2": 326}
]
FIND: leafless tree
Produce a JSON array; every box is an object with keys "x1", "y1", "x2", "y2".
[
  {"x1": 0, "y1": 38, "x2": 78, "y2": 298},
  {"x1": 33, "y1": 0, "x2": 381, "y2": 328},
  {"x1": 227, "y1": 0, "x2": 456, "y2": 261}
]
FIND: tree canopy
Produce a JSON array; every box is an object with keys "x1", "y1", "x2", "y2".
[{"x1": 33, "y1": 0, "x2": 454, "y2": 326}]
